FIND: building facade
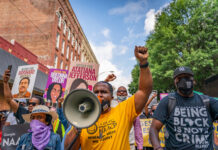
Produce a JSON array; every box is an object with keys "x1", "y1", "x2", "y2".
[
  {"x1": 0, "y1": 0, "x2": 98, "y2": 70},
  {"x1": 0, "y1": 37, "x2": 49, "y2": 111}
]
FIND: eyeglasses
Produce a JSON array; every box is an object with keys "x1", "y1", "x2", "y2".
[
  {"x1": 117, "y1": 90, "x2": 127, "y2": 93},
  {"x1": 28, "y1": 102, "x2": 37, "y2": 106}
]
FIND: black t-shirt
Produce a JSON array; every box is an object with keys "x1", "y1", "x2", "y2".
[
  {"x1": 153, "y1": 92, "x2": 218, "y2": 150},
  {"x1": 14, "y1": 105, "x2": 29, "y2": 124}
]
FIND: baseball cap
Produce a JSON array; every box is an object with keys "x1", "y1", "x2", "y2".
[{"x1": 173, "y1": 66, "x2": 194, "y2": 79}]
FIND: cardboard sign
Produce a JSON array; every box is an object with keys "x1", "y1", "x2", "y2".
[
  {"x1": 1, "y1": 123, "x2": 30, "y2": 150},
  {"x1": 140, "y1": 118, "x2": 165, "y2": 147},
  {"x1": 11, "y1": 64, "x2": 38, "y2": 99},
  {"x1": 65, "y1": 62, "x2": 99, "y2": 96},
  {"x1": 43, "y1": 69, "x2": 68, "y2": 104}
]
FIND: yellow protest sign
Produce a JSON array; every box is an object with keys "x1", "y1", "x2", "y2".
[{"x1": 140, "y1": 118, "x2": 165, "y2": 147}]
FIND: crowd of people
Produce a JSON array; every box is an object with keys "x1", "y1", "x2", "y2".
[{"x1": 0, "y1": 46, "x2": 217, "y2": 150}]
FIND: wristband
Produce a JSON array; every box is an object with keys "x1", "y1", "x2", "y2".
[{"x1": 139, "y1": 62, "x2": 149, "y2": 68}]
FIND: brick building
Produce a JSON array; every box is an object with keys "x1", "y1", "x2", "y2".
[
  {"x1": 0, "y1": 0, "x2": 98, "y2": 70},
  {"x1": 0, "y1": 37, "x2": 49, "y2": 111}
]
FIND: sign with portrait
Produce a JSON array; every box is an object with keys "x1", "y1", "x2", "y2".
[
  {"x1": 66, "y1": 62, "x2": 99, "y2": 96},
  {"x1": 43, "y1": 69, "x2": 68, "y2": 104},
  {"x1": 11, "y1": 64, "x2": 38, "y2": 99}
]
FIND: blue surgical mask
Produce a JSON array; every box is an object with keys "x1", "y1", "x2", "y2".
[{"x1": 117, "y1": 96, "x2": 127, "y2": 101}]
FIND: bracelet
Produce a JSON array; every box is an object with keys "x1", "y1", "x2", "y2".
[{"x1": 139, "y1": 62, "x2": 149, "y2": 68}]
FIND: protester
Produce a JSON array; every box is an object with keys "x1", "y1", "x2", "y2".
[
  {"x1": 64, "y1": 46, "x2": 153, "y2": 150},
  {"x1": 3, "y1": 69, "x2": 44, "y2": 124},
  {"x1": 17, "y1": 105, "x2": 61, "y2": 150},
  {"x1": 0, "y1": 111, "x2": 9, "y2": 146},
  {"x1": 144, "y1": 93, "x2": 157, "y2": 118},
  {"x1": 111, "y1": 85, "x2": 143, "y2": 150},
  {"x1": 149, "y1": 66, "x2": 218, "y2": 150},
  {"x1": 13, "y1": 77, "x2": 31, "y2": 98},
  {"x1": 150, "y1": 103, "x2": 158, "y2": 117}
]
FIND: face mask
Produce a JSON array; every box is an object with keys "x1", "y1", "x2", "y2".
[
  {"x1": 176, "y1": 77, "x2": 193, "y2": 96},
  {"x1": 117, "y1": 96, "x2": 127, "y2": 101}
]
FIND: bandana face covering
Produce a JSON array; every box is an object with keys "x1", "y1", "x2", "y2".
[
  {"x1": 29, "y1": 120, "x2": 52, "y2": 150},
  {"x1": 176, "y1": 77, "x2": 193, "y2": 97}
]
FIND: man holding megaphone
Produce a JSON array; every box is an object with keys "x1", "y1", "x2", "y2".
[{"x1": 64, "y1": 46, "x2": 153, "y2": 150}]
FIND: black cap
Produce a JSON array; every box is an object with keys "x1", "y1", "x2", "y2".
[{"x1": 173, "y1": 66, "x2": 194, "y2": 79}]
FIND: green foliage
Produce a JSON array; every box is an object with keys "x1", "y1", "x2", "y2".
[{"x1": 129, "y1": 0, "x2": 218, "y2": 93}]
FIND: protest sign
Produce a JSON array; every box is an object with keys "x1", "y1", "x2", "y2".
[
  {"x1": 43, "y1": 69, "x2": 68, "y2": 104},
  {"x1": 214, "y1": 122, "x2": 218, "y2": 149},
  {"x1": 140, "y1": 118, "x2": 165, "y2": 147},
  {"x1": 160, "y1": 93, "x2": 168, "y2": 100},
  {"x1": 1, "y1": 123, "x2": 30, "y2": 150},
  {"x1": 65, "y1": 62, "x2": 99, "y2": 95},
  {"x1": 11, "y1": 64, "x2": 38, "y2": 99}
]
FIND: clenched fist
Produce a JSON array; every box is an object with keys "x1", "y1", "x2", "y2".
[{"x1": 134, "y1": 46, "x2": 148, "y2": 65}]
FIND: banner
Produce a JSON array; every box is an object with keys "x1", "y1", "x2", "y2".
[
  {"x1": 214, "y1": 122, "x2": 218, "y2": 149},
  {"x1": 65, "y1": 62, "x2": 99, "y2": 95},
  {"x1": 11, "y1": 64, "x2": 38, "y2": 99},
  {"x1": 1, "y1": 123, "x2": 30, "y2": 150},
  {"x1": 43, "y1": 69, "x2": 68, "y2": 104}
]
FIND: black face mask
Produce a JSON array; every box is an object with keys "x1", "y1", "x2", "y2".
[
  {"x1": 176, "y1": 77, "x2": 193, "y2": 96},
  {"x1": 101, "y1": 100, "x2": 110, "y2": 112}
]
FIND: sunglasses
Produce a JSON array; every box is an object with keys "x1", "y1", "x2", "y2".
[{"x1": 28, "y1": 102, "x2": 37, "y2": 106}]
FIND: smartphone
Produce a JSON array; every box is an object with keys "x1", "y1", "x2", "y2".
[{"x1": 8, "y1": 65, "x2": 12, "y2": 73}]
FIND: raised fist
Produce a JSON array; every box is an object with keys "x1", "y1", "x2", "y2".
[{"x1": 134, "y1": 46, "x2": 148, "y2": 65}]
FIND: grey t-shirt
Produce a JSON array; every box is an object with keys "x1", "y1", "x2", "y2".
[{"x1": 153, "y1": 92, "x2": 218, "y2": 150}]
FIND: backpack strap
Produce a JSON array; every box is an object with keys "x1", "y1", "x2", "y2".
[
  {"x1": 167, "y1": 93, "x2": 177, "y2": 118},
  {"x1": 199, "y1": 94, "x2": 212, "y2": 120}
]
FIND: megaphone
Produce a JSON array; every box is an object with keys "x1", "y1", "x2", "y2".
[{"x1": 63, "y1": 89, "x2": 101, "y2": 129}]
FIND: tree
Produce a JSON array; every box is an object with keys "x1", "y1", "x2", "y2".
[{"x1": 128, "y1": 0, "x2": 218, "y2": 94}]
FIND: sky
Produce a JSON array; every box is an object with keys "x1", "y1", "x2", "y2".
[{"x1": 69, "y1": 0, "x2": 171, "y2": 90}]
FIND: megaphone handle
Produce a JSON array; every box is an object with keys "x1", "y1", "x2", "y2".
[{"x1": 66, "y1": 128, "x2": 81, "y2": 150}]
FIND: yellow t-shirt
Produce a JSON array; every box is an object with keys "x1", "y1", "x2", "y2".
[{"x1": 80, "y1": 95, "x2": 138, "y2": 150}]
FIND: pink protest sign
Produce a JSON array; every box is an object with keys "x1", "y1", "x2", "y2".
[
  {"x1": 66, "y1": 61, "x2": 99, "y2": 95},
  {"x1": 43, "y1": 69, "x2": 68, "y2": 103}
]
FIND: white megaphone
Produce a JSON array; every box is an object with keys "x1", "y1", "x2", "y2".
[{"x1": 63, "y1": 89, "x2": 101, "y2": 129}]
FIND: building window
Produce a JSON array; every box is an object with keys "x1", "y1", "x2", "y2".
[
  {"x1": 66, "y1": 46, "x2": 69, "y2": 59},
  {"x1": 56, "y1": 33, "x2": 60, "y2": 49},
  {"x1": 60, "y1": 60, "x2": 63, "y2": 69},
  {"x1": 62, "y1": 40, "x2": 65, "y2": 54},
  {"x1": 71, "y1": 51, "x2": 73, "y2": 60},
  {"x1": 71, "y1": 33, "x2": 74, "y2": 46},
  {"x1": 68, "y1": 28, "x2": 71, "y2": 41},
  {"x1": 63, "y1": 21, "x2": 67, "y2": 35},
  {"x1": 78, "y1": 44, "x2": 80, "y2": 54},
  {"x1": 57, "y1": 12, "x2": 62, "y2": 28},
  {"x1": 75, "y1": 39, "x2": 78, "y2": 50},
  {"x1": 81, "y1": 53, "x2": 84, "y2": 62},
  {"x1": 54, "y1": 55, "x2": 58, "y2": 68}
]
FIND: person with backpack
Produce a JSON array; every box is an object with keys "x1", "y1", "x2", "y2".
[{"x1": 149, "y1": 66, "x2": 218, "y2": 150}]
